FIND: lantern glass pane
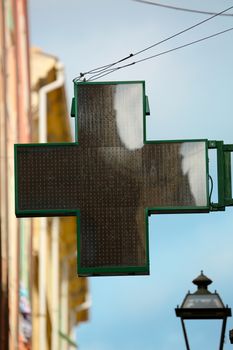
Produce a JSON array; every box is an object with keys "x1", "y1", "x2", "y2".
[{"x1": 182, "y1": 294, "x2": 224, "y2": 309}]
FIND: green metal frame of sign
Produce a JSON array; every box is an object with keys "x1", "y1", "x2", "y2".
[
  {"x1": 14, "y1": 81, "x2": 233, "y2": 276},
  {"x1": 208, "y1": 140, "x2": 233, "y2": 210},
  {"x1": 73, "y1": 80, "x2": 148, "y2": 144},
  {"x1": 14, "y1": 139, "x2": 209, "y2": 277}
]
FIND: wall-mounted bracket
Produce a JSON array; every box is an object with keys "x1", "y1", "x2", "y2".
[
  {"x1": 70, "y1": 97, "x2": 75, "y2": 118},
  {"x1": 208, "y1": 141, "x2": 233, "y2": 211}
]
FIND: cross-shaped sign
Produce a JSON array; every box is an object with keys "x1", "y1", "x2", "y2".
[{"x1": 15, "y1": 81, "x2": 233, "y2": 276}]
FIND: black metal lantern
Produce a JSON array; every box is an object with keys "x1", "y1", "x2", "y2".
[{"x1": 175, "y1": 271, "x2": 231, "y2": 350}]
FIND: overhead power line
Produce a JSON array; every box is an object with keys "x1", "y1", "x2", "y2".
[
  {"x1": 132, "y1": 0, "x2": 233, "y2": 17},
  {"x1": 130, "y1": 5, "x2": 233, "y2": 57},
  {"x1": 73, "y1": 4, "x2": 233, "y2": 82},
  {"x1": 87, "y1": 26, "x2": 233, "y2": 81}
]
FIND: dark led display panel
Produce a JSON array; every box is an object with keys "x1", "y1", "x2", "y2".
[{"x1": 15, "y1": 82, "x2": 209, "y2": 276}]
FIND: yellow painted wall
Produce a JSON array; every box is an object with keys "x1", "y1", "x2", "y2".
[{"x1": 30, "y1": 48, "x2": 89, "y2": 350}]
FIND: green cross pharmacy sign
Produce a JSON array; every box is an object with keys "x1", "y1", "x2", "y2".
[{"x1": 15, "y1": 81, "x2": 233, "y2": 276}]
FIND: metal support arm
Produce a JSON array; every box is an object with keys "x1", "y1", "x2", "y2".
[{"x1": 208, "y1": 141, "x2": 233, "y2": 211}]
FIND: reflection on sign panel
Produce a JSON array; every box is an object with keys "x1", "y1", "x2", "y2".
[{"x1": 15, "y1": 82, "x2": 209, "y2": 276}]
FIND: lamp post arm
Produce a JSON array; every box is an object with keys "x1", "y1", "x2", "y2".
[
  {"x1": 219, "y1": 317, "x2": 227, "y2": 350},
  {"x1": 181, "y1": 318, "x2": 191, "y2": 350}
]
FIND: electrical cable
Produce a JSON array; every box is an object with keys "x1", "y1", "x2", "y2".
[
  {"x1": 208, "y1": 175, "x2": 214, "y2": 204},
  {"x1": 132, "y1": 4, "x2": 233, "y2": 57},
  {"x1": 73, "y1": 4, "x2": 233, "y2": 82},
  {"x1": 134, "y1": 26, "x2": 233, "y2": 64},
  {"x1": 73, "y1": 54, "x2": 134, "y2": 82},
  {"x1": 132, "y1": 0, "x2": 233, "y2": 17},
  {"x1": 87, "y1": 26, "x2": 233, "y2": 81}
]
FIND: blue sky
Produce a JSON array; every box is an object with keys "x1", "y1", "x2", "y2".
[{"x1": 29, "y1": 1, "x2": 233, "y2": 349}]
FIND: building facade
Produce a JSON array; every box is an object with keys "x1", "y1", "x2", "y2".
[
  {"x1": 0, "y1": 0, "x2": 31, "y2": 348},
  {"x1": 30, "y1": 47, "x2": 89, "y2": 350},
  {"x1": 0, "y1": 1, "x2": 89, "y2": 348}
]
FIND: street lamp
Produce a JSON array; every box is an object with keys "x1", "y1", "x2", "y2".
[{"x1": 175, "y1": 271, "x2": 231, "y2": 350}]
